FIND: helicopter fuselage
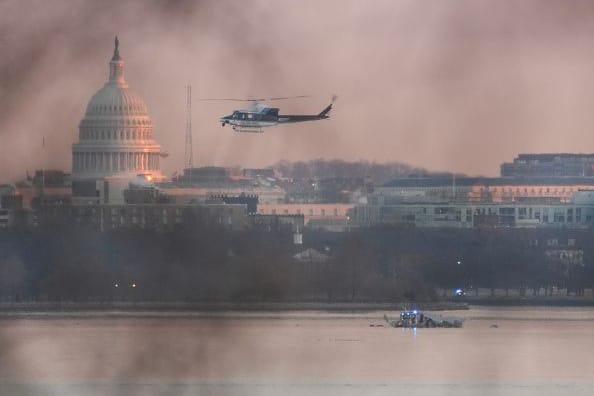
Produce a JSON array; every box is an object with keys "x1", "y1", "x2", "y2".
[{"x1": 218, "y1": 99, "x2": 334, "y2": 133}]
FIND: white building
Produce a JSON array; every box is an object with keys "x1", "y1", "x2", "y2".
[{"x1": 72, "y1": 37, "x2": 163, "y2": 204}]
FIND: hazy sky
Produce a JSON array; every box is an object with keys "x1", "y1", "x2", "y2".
[{"x1": 3, "y1": 0, "x2": 594, "y2": 181}]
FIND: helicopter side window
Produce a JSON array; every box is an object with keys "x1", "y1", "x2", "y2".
[{"x1": 247, "y1": 113, "x2": 254, "y2": 120}]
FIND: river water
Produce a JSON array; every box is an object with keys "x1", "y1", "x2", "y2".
[{"x1": 1, "y1": 307, "x2": 593, "y2": 396}]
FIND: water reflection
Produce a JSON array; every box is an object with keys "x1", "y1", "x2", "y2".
[{"x1": 1, "y1": 308, "x2": 593, "y2": 396}]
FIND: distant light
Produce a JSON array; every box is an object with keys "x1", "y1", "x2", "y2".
[
  {"x1": 131, "y1": 283, "x2": 137, "y2": 288},
  {"x1": 457, "y1": 261, "x2": 461, "y2": 265},
  {"x1": 114, "y1": 283, "x2": 119, "y2": 288},
  {"x1": 146, "y1": 175, "x2": 153, "y2": 181}
]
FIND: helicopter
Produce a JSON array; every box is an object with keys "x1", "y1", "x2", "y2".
[{"x1": 203, "y1": 95, "x2": 336, "y2": 133}]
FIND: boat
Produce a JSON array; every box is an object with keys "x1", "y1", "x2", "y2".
[{"x1": 384, "y1": 310, "x2": 464, "y2": 328}]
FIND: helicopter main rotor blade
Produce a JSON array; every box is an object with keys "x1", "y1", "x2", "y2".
[
  {"x1": 266, "y1": 95, "x2": 310, "y2": 101},
  {"x1": 199, "y1": 98, "x2": 256, "y2": 102},
  {"x1": 200, "y1": 95, "x2": 309, "y2": 102}
]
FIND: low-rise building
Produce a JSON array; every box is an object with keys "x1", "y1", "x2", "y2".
[
  {"x1": 376, "y1": 176, "x2": 594, "y2": 204},
  {"x1": 257, "y1": 203, "x2": 354, "y2": 231},
  {"x1": 354, "y1": 190, "x2": 594, "y2": 229},
  {"x1": 38, "y1": 202, "x2": 250, "y2": 232}
]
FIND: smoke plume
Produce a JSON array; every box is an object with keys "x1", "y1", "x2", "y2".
[{"x1": 3, "y1": 0, "x2": 594, "y2": 181}]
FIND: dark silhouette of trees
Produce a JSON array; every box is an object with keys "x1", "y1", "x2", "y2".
[{"x1": 0, "y1": 225, "x2": 592, "y2": 303}]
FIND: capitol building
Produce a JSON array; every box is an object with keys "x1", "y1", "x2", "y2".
[{"x1": 72, "y1": 37, "x2": 163, "y2": 203}]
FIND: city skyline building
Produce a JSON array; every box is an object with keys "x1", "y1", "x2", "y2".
[{"x1": 501, "y1": 153, "x2": 594, "y2": 177}]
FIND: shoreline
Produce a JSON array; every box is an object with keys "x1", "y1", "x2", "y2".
[
  {"x1": 459, "y1": 296, "x2": 594, "y2": 307},
  {"x1": 3, "y1": 297, "x2": 594, "y2": 315},
  {"x1": 0, "y1": 301, "x2": 466, "y2": 314}
]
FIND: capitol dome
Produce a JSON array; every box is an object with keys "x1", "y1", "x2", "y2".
[
  {"x1": 72, "y1": 37, "x2": 163, "y2": 183},
  {"x1": 85, "y1": 84, "x2": 149, "y2": 118}
]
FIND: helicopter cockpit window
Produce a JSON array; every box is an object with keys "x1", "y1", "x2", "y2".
[{"x1": 232, "y1": 111, "x2": 240, "y2": 119}]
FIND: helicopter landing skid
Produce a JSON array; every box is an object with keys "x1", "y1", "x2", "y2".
[{"x1": 232, "y1": 126, "x2": 263, "y2": 133}]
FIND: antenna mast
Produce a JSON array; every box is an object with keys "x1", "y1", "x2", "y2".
[{"x1": 184, "y1": 84, "x2": 194, "y2": 170}]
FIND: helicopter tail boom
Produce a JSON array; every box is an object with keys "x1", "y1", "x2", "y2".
[{"x1": 278, "y1": 96, "x2": 336, "y2": 124}]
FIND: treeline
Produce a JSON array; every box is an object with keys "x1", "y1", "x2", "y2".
[
  {"x1": 357, "y1": 226, "x2": 594, "y2": 297},
  {"x1": 0, "y1": 224, "x2": 431, "y2": 303},
  {"x1": 0, "y1": 225, "x2": 593, "y2": 303},
  {"x1": 274, "y1": 159, "x2": 431, "y2": 184}
]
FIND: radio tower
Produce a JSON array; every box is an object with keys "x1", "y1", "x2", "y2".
[{"x1": 184, "y1": 84, "x2": 194, "y2": 170}]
